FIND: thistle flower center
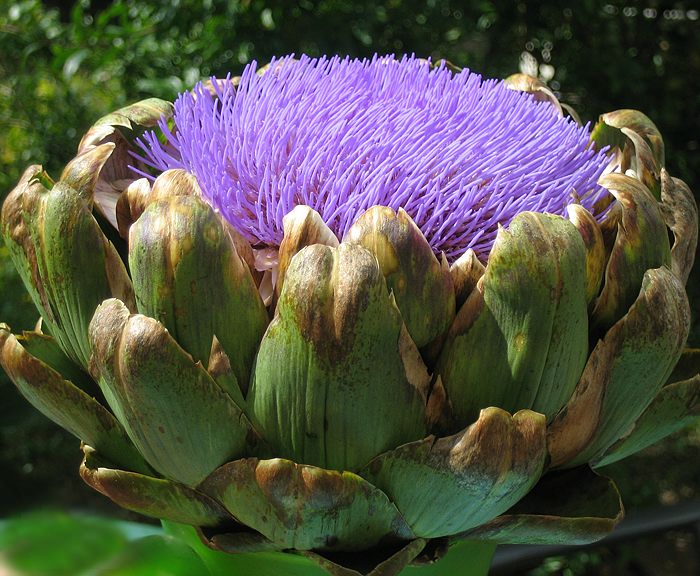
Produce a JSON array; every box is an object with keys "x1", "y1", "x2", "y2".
[{"x1": 137, "y1": 54, "x2": 610, "y2": 261}]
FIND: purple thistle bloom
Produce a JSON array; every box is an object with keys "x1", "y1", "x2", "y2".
[{"x1": 137, "y1": 54, "x2": 611, "y2": 261}]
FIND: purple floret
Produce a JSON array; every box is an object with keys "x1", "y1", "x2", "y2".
[{"x1": 136, "y1": 54, "x2": 610, "y2": 261}]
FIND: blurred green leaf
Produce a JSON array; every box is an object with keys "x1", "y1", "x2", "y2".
[
  {"x1": 0, "y1": 511, "x2": 127, "y2": 575},
  {"x1": 0, "y1": 512, "x2": 203, "y2": 576},
  {"x1": 92, "y1": 534, "x2": 209, "y2": 576}
]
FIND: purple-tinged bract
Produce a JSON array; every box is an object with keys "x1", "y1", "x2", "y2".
[{"x1": 137, "y1": 54, "x2": 610, "y2": 261}]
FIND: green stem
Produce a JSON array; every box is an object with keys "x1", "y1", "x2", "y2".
[
  {"x1": 162, "y1": 521, "x2": 495, "y2": 576},
  {"x1": 402, "y1": 541, "x2": 496, "y2": 575}
]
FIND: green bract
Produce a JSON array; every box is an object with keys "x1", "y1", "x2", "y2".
[{"x1": 1, "y1": 81, "x2": 699, "y2": 576}]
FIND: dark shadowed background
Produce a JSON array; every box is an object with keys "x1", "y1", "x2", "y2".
[{"x1": 1, "y1": 2, "x2": 699, "y2": 574}]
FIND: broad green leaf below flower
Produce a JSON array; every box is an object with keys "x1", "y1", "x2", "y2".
[
  {"x1": 200, "y1": 457, "x2": 414, "y2": 551},
  {"x1": 80, "y1": 445, "x2": 229, "y2": 526},
  {"x1": 593, "y1": 374, "x2": 700, "y2": 468},
  {"x1": 548, "y1": 266, "x2": 690, "y2": 468},
  {"x1": 249, "y1": 243, "x2": 429, "y2": 472},
  {"x1": 361, "y1": 408, "x2": 546, "y2": 538},
  {"x1": 592, "y1": 173, "x2": 671, "y2": 332},
  {"x1": 437, "y1": 211, "x2": 589, "y2": 426},
  {"x1": 344, "y1": 206, "x2": 455, "y2": 349},
  {"x1": 460, "y1": 467, "x2": 623, "y2": 544},
  {"x1": 1, "y1": 166, "x2": 135, "y2": 369},
  {"x1": 129, "y1": 192, "x2": 268, "y2": 391},
  {"x1": 88, "y1": 298, "x2": 256, "y2": 487},
  {"x1": 0, "y1": 325, "x2": 149, "y2": 473}
]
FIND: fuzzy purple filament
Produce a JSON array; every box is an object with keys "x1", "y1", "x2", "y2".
[{"x1": 137, "y1": 54, "x2": 610, "y2": 261}]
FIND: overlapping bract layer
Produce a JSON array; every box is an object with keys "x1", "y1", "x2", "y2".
[
  {"x1": 137, "y1": 55, "x2": 610, "y2": 261},
  {"x1": 1, "y1": 68, "x2": 699, "y2": 576}
]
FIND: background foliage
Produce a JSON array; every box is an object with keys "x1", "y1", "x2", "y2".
[{"x1": 1, "y1": 1, "x2": 699, "y2": 574}]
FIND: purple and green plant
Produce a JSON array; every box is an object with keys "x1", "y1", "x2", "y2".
[{"x1": 0, "y1": 55, "x2": 698, "y2": 575}]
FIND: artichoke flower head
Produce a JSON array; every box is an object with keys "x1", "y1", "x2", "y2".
[{"x1": 1, "y1": 54, "x2": 698, "y2": 576}]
